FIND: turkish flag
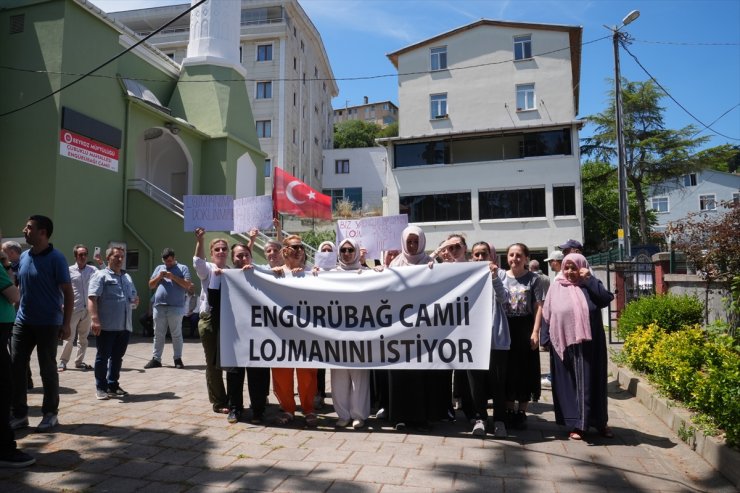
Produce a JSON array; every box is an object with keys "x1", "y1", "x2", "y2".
[{"x1": 273, "y1": 167, "x2": 333, "y2": 220}]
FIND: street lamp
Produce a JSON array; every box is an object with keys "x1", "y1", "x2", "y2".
[{"x1": 607, "y1": 9, "x2": 639, "y2": 260}]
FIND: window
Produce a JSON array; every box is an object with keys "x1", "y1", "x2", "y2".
[
  {"x1": 431, "y1": 46, "x2": 447, "y2": 70},
  {"x1": 651, "y1": 196, "x2": 669, "y2": 213},
  {"x1": 335, "y1": 159, "x2": 349, "y2": 174},
  {"x1": 292, "y1": 129, "x2": 296, "y2": 144},
  {"x1": 264, "y1": 158, "x2": 271, "y2": 177},
  {"x1": 256, "y1": 120, "x2": 271, "y2": 138},
  {"x1": 395, "y1": 141, "x2": 449, "y2": 168},
  {"x1": 256, "y1": 81, "x2": 272, "y2": 99},
  {"x1": 514, "y1": 34, "x2": 532, "y2": 60},
  {"x1": 516, "y1": 84, "x2": 535, "y2": 111},
  {"x1": 239, "y1": 46, "x2": 242, "y2": 63},
  {"x1": 683, "y1": 173, "x2": 697, "y2": 186},
  {"x1": 699, "y1": 194, "x2": 716, "y2": 211},
  {"x1": 324, "y1": 188, "x2": 363, "y2": 210},
  {"x1": 125, "y1": 250, "x2": 139, "y2": 272},
  {"x1": 479, "y1": 188, "x2": 546, "y2": 219},
  {"x1": 293, "y1": 57, "x2": 297, "y2": 70},
  {"x1": 257, "y1": 44, "x2": 272, "y2": 61},
  {"x1": 400, "y1": 192, "x2": 471, "y2": 222},
  {"x1": 293, "y1": 92, "x2": 296, "y2": 106},
  {"x1": 314, "y1": 66, "x2": 318, "y2": 78},
  {"x1": 430, "y1": 93, "x2": 447, "y2": 119},
  {"x1": 553, "y1": 185, "x2": 577, "y2": 216},
  {"x1": 301, "y1": 40, "x2": 305, "y2": 52}
]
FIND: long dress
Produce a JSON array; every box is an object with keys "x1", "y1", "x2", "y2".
[{"x1": 543, "y1": 277, "x2": 613, "y2": 431}]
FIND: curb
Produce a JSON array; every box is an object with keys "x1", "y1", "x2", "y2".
[{"x1": 608, "y1": 357, "x2": 740, "y2": 490}]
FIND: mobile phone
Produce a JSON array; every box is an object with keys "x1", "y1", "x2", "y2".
[{"x1": 94, "y1": 246, "x2": 101, "y2": 257}]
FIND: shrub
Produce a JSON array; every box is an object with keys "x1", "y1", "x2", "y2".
[
  {"x1": 617, "y1": 294, "x2": 704, "y2": 339},
  {"x1": 623, "y1": 322, "x2": 664, "y2": 373},
  {"x1": 650, "y1": 325, "x2": 706, "y2": 402}
]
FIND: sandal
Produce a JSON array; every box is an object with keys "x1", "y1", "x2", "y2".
[
  {"x1": 600, "y1": 426, "x2": 614, "y2": 438},
  {"x1": 75, "y1": 363, "x2": 93, "y2": 370},
  {"x1": 276, "y1": 412, "x2": 294, "y2": 425},
  {"x1": 569, "y1": 429, "x2": 583, "y2": 440},
  {"x1": 305, "y1": 413, "x2": 318, "y2": 427}
]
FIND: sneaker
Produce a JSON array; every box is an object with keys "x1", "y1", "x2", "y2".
[
  {"x1": 9, "y1": 415, "x2": 28, "y2": 430},
  {"x1": 374, "y1": 407, "x2": 387, "y2": 420},
  {"x1": 352, "y1": 419, "x2": 364, "y2": 429},
  {"x1": 493, "y1": 421, "x2": 507, "y2": 438},
  {"x1": 472, "y1": 419, "x2": 486, "y2": 437},
  {"x1": 0, "y1": 449, "x2": 36, "y2": 468},
  {"x1": 37, "y1": 413, "x2": 58, "y2": 432},
  {"x1": 541, "y1": 374, "x2": 552, "y2": 389},
  {"x1": 305, "y1": 413, "x2": 318, "y2": 427},
  {"x1": 144, "y1": 358, "x2": 162, "y2": 369},
  {"x1": 75, "y1": 363, "x2": 92, "y2": 370},
  {"x1": 335, "y1": 418, "x2": 350, "y2": 428},
  {"x1": 394, "y1": 422, "x2": 406, "y2": 431},
  {"x1": 57, "y1": 361, "x2": 66, "y2": 372},
  {"x1": 227, "y1": 409, "x2": 241, "y2": 424},
  {"x1": 174, "y1": 358, "x2": 184, "y2": 369},
  {"x1": 95, "y1": 389, "x2": 109, "y2": 400},
  {"x1": 107, "y1": 387, "x2": 129, "y2": 398},
  {"x1": 313, "y1": 395, "x2": 325, "y2": 410}
]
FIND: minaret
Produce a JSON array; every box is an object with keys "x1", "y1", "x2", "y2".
[{"x1": 183, "y1": 0, "x2": 242, "y2": 71}]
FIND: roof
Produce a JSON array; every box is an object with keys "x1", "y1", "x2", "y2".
[{"x1": 386, "y1": 19, "x2": 583, "y2": 114}]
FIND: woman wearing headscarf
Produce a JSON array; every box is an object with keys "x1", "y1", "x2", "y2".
[
  {"x1": 271, "y1": 235, "x2": 319, "y2": 427},
  {"x1": 327, "y1": 238, "x2": 372, "y2": 429},
  {"x1": 542, "y1": 253, "x2": 614, "y2": 440},
  {"x1": 387, "y1": 226, "x2": 435, "y2": 431},
  {"x1": 313, "y1": 241, "x2": 336, "y2": 410}
]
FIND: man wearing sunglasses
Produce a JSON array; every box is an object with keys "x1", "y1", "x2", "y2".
[{"x1": 145, "y1": 248, "x2": 192, "y2": 370}]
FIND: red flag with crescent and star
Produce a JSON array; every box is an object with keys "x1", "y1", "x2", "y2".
[{"x1": 272, "y1": 167, "x2": 333, "y2": 220}]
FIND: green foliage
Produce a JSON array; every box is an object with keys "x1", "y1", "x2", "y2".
[
  {"x1": 300, "y1": 229, "x2": 335, "y2": 250},
  {"x1": 650, "y1": 325, "x2": 706, "y2": 402},
  {"x1": 333, "y1": 120, "x2": 381, "y2": 148},
  {"x1": 581, "y1": 79, "x2": 710, "y2": 244},
  {"x1": 617, "y1": 294, "x2": 704, "y2": 339},
  {"x1": 623, "y1": 322, "x2": 663, "y2": 372},
  {"x1": 695, "y1": 144, "x2": 740, "y2": 173},
  {"x1": 377, "y1": 121, "x2": 398, "y2": 139},
  {"x1": 622, "y1": 325, "x2": 740, "y2": 447}
]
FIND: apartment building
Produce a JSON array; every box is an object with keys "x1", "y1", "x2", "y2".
[
  {"x1": 322, "y1": 147, "x2": 387, "y2": 214},
  {"x1": 111, "y1": 0, "x2": 338, "y2": 193},
  {"x1": 380, "y1": 20, "x2": 584, "y2": 262},
  {"x1": 333, "y1": 97, "x2": 399, "y2": 128}
]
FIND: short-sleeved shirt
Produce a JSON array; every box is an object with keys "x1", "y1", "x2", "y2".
[
  {"x1": 69, "y1": 263, "x2": 98, "y2": 311},
  {"x1": 0, "y1": 266, "x2": 16, "y2": 323},
  {"x1": 16, "y1": 244, "x2": 71, "y2": 325},
  {"x1": 150, "y1": 262, "x2": 190, "y2": 307},
  {"x1": 89, "y1": 267, "x2": 137, "y2": 332},
  {"x1": 503, "y1": 271, "x2": 544, "y2": 317}
]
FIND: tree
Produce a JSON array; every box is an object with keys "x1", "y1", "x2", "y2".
[
  {"x1": 333, "y1": 120, "x2": 381, "y2": 148},
  {"x1": 377, "y1": 121, "x2": 398, "y2": 139},
  {"x1": 581, "y1": 79, "x2": 710, "y2": 245},
  {"x1": 581, "y1": 161, "x2": 649, "y2": 253},
  {"x1": 695, "y1": 144, "x2": 740, "y2": 173}
]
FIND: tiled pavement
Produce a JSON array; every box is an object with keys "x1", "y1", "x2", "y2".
[{"x1": 1, "y1": 336, "x2": 734, "y2": 492}]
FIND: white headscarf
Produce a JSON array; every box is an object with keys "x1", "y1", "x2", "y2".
[
  {"x1": 390, "y1": 225, "x2": 431, "y2": 266},
  {"x1": 336, "y1": 238, "x2": 363, "y2": 271}
]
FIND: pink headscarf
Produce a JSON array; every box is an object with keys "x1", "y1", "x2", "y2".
[
  {"x1": 390, "y1": 225, "x2": 431, "y2": 266},
  {"x1": 542, "y1": 253, "x2": 592, "y2": 361}
]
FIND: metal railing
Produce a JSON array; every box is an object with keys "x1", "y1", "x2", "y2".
[{"x1": 127, "y1": 179, "x2": 184, "y2": 216}]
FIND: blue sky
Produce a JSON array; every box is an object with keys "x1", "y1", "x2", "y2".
[{"x1": 91, "y1": 0, "x2": 740, "y2": 151}]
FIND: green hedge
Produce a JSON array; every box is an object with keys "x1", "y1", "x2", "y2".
[
  {"x1": 617, "y1": 294, "x2": 704, "y2": 340},
  {"x1": 622, "y1": 324, "x2": 740, "y2": 447}
]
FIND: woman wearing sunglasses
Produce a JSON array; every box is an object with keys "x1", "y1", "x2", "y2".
[{"x1": 271, "y1": 235, "x2": 319, "y2": 427}]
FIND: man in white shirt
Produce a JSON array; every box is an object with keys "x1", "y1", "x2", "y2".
[{"x1": 58, "y1": 244, "x2": 99, "y2": 372}]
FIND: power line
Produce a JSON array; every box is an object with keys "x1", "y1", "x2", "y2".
[
  {"x1": 0, "y1": 0, "x2": 208, "y2": 118},
  {"x1": 0, "y1": 35, "x2": 610, "y2": 95},
  {"x1": 620, "y1": 41, "x2": 740, "y2": 141},
  {"x1": 633, "y1": 38, "x2": 739, "y2": 46},
  {"x1": 691, "y1": 104, "x2": 740, "y2": 138}
]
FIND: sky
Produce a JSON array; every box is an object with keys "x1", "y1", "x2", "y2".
[{"x1": 90, "y1": 0, "x2": 740, "y2": 152}]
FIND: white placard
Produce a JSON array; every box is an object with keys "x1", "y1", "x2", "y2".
[
  {"x1": 336, "y1": 215, "x2": 407, "y2": 260},
  {"x1": 313, "y1": 251, "x2": 337, "y2": 270},
  {"x1": 220, "y1": 262, "x2": 493, "y2": 369},
  {"x1": 184, "y1": 195, "x2": 234, "y2": 232},
  {"x1": 233, "y1": 195, "x2": 273, "y2": 233}
]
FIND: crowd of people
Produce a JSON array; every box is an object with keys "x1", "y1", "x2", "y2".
[{"x1": 0, "y1": 215, "x2": 615, "y2": 468}]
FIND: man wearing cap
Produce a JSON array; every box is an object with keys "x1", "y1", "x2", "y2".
[
  {"x1": 145, "y1": 248, "x2": 192, "y2": 369},
  {"x1": 558, "y1": 239, "x2": 583, "y2": 256},
  {"x1": 544, "y1": 251, "x2": 564, "y2": 279}
]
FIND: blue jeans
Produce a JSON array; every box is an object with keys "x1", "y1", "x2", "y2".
[
  {"x1": 152, "y1": 305, "x2": 184, "y2": 361},
  {"x1": 10, "y1": 323, "x2": 60, "y2": 417},
  {"x1": 95, "y1": 330, "x2": 130, "y2": 391}
]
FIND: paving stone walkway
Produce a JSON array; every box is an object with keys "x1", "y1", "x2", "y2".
[{"x1": 1, "y1": 337, "x2": 734, "y2": 492}]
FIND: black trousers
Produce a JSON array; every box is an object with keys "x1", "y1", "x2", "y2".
[
  {"x1": 226, "y1": 367, "x2": 270, "y2": 416},
  {"x1": 468, "y1": 349, "x2": 508, "y2": 422}
]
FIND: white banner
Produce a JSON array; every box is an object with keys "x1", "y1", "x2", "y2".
[{"x1": 220, "y1": 262, "x2": 493, "y2": 369}]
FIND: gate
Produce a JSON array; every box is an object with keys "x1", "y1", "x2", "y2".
[{"x1": 606, "y1": 253, "x2": 656, "y2": 343}]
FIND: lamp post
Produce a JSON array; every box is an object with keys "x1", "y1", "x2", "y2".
[{"x1": 608, "y1": 9, "x2": 639, "y2": 260}]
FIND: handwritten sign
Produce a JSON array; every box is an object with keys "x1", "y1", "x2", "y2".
[
  {"x1": 233, "y1": 195, "x2": 273, "y2": 233},
  {"x1": 184, "y1": 195, "x2": 234, "y2": 232},
  {"x1": 336, "y1": 215, "x2": 407, "y2": 260}
]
